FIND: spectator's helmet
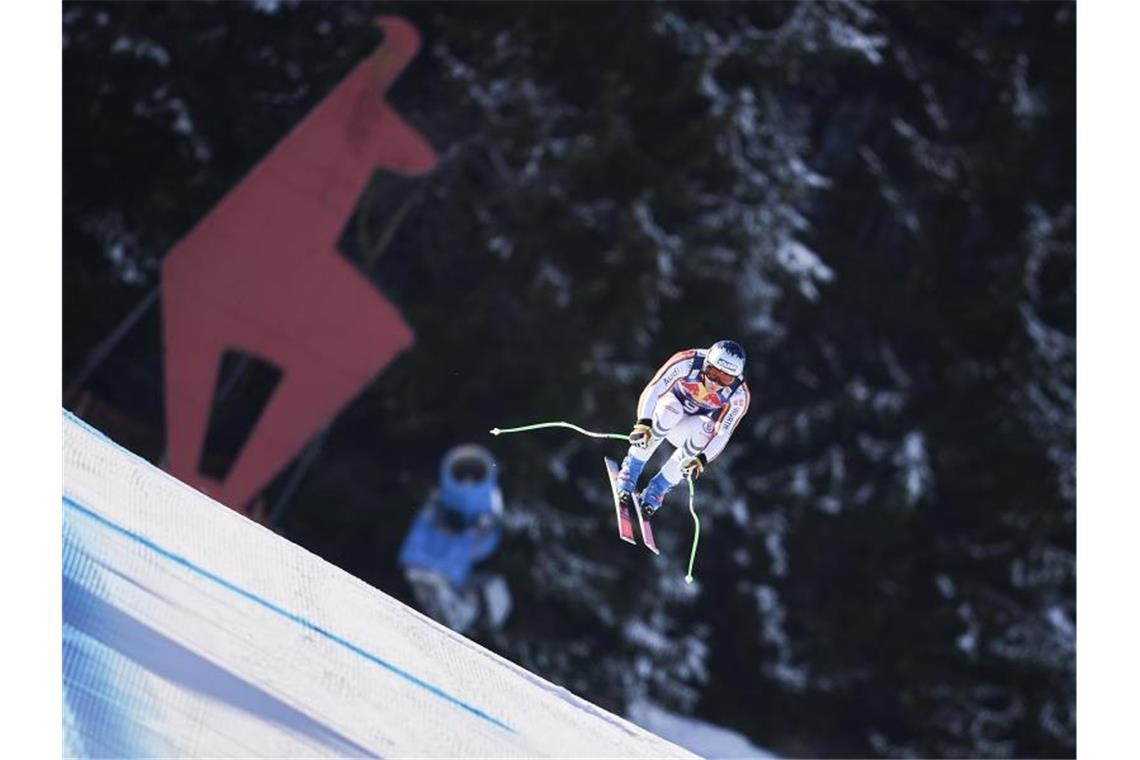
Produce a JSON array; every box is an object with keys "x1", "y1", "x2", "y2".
[
  {"x1": 703, "y1": 340, "x2": 746, "y2": 386},
  {"x1": 438, "y1": 445, "x2": 501, "y2": 526}
]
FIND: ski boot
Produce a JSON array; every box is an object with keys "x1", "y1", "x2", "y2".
[
  {"x1": 616, "y1": 455, "x2": 645, "y2": 515},
  {"x1": 617, "y1": 455, "x2": 644, "y2": 495},
  {"x1": 638, "y1": 472, "x2": 673, "y2": 520}
]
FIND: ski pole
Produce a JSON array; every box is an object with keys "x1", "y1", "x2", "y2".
[
  {"x1": 490, "y1": 421, "x2": 628, "y2": 441},
  {"x1": 493, "y1": 419, "x2": 702, "y2": 584},
  {"x1": 684, "y1": 475, "x2": 701, "y2": 584}
]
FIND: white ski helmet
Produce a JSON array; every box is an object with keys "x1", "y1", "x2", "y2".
[{"x1": 705, "y1": 339, "x2": 746, "y2": 379}]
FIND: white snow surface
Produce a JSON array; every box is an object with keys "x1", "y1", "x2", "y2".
[
  {"x1": 61, "y1": 410, "x2": 694, "y2": 758},
  {"x1": 629, "y1": 701, "x2": 779, "y2": 758}
]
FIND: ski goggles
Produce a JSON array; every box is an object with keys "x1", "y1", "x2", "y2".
[{"x1": 702, "y1": 365, "x2": 737, "y2": 387}]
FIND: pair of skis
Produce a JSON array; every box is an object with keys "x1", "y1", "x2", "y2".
[{"x1": 603, "y1": 457, "x2": 658, "y2": 555}]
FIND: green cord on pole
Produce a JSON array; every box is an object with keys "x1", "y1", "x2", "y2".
[
  {"x1": 491, "y1": 418, "x2": 702, "y2": 584},
  {"x1": 490, "y1": 421, "x2": 628, "y2": 441},
  {"x1": 684, "y1": 475, "x2": 701, "y2": 584}
]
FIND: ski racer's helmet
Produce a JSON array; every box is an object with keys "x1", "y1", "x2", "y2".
[{"x1": 704, "y1": 340, "x2": 746, "y2": 385}]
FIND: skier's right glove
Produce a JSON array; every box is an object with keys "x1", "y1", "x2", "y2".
[{"x1": 628, "y1": 418, "x2": 653, "y2": 448}]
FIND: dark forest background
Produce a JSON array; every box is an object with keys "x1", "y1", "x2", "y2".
[{"x1": 62, "y1": 2, "x2": 1075, "y2": 757}]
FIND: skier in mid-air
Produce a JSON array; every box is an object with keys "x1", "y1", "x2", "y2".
[{"x1": 616, "y1": 340, "x2": 750, "y2": 518}]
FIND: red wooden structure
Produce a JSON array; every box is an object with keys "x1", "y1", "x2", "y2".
[{"x1": 161, "y1": 17, "x2": 436, "y2": 512}]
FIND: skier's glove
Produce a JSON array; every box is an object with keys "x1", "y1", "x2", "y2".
[
  {"x1": 680, "y1": 453, "x2": 708, "y2": 481},
  {"x1": 629, "y1": 419, "x2": 653, "y2": 448}
]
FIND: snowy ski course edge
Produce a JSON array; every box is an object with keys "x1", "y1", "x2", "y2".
[{"x1": 62, "y1": 409, "x2": 695, "y2": 758}]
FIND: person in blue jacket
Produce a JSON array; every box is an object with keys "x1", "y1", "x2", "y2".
[{"x1": 398, "y1": 444, "x2": 509, "y2": 632}]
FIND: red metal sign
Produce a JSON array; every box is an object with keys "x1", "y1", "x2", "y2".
[{"x1": 161, "y1": 17, "x2": 437, "y2": 512}]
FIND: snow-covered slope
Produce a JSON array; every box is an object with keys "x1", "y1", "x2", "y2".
[
  {"x1": 630, "y1": 701, "x2": 779, "y2": 758},
  {"x1": 61, "y1": 410, "x2": 694, "y2": 758}
]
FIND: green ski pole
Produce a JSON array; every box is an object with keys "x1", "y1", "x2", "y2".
[
  {"x1": 490, "y1": 421, "x2": 627, "y2": 441},
  {"x1": 492, "y1": 419, "x2": 703, "y2": 584},
  {"x1": 684, "y1": 475, "x2": 701, "y2": 583}
]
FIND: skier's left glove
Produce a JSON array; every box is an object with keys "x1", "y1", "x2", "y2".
[{"x1": 680, "y1": 453, "x2": 707, "y2": 481}]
